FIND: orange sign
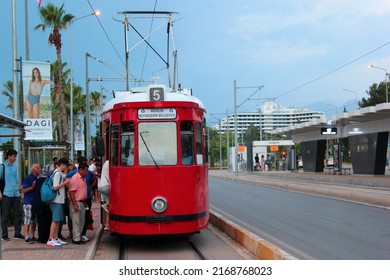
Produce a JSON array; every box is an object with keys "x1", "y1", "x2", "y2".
[
  {"x1": 270, "y1": 145, "x2": 279, "y2": 152},
  {"x1": 237, "y1": 146, "x2": 246, "y2": 152}
]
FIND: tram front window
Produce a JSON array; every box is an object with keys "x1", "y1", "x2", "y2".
[{"x1": 138, "y1": 122, "x2": 177, "y2": 166}]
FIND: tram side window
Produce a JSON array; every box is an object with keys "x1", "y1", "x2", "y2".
[
  {"x1": 120, "y1": 121, "x2": 135, "y2": 166},
  {"x1": 138, "y1": 122, "x2": 177, "y2": 166},
  {"x1": 195, "y1": 122, "x2": 204, "y2": 164},
  {"x1": 110, "y1": 124, "x2": 119, "y2": 166},
  {"x1": 203, "y1": 117, "x2": 208, "y2": 164},
  {"x1": 180, "y1": 121, "x2": 194, "y2": 165}
]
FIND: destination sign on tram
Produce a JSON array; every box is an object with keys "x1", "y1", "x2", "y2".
[{"x1": 138, "y1": 108, "x2": 177, "y2": 119}]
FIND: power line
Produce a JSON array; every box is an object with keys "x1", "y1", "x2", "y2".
[
  {"x1": 276, "y1": 41, "x2": 390, "y2": 99},
  {"x1": 86, "y1": 0, "x2": 126, "y2": 67},
  {"x1": 140, "y1": 0, "x2": 158, "y2": 82}
]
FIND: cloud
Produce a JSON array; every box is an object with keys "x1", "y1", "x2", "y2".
[{"x1": 231, "y1": 39, "x2": 328, "y2": 64}]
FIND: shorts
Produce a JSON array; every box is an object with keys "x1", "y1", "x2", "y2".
[
  {"x1": 49, "y1": 202, "x2": 64, "y2": 222},
  {"x1": 23, "y1": 204, "x2": 37, "y2": 224},
  {"x1": 98, "y1": 184, "x2": 110, "y2": 203}
]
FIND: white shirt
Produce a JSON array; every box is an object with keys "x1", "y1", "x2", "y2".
[
  {"x1": 52, "y1": 170, "x2": 66, "y2": 204},
  {"x1": 100, "y1": 161, "x2": 110, "y2": 186},
  {"x1": 88, "y1": 163, "x2": 97, "y2": 174}
]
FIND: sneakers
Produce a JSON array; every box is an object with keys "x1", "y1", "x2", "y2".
[
  {"x1": 47, "y1": 239, "x2": 62, "y2": 247},
  {"x1": 2, "y1": 236, "x2": 10, "y2": 241},
  {"x1": 56, "y1": 238, "x2": 68, "y2": 245},
  {"x1": 25, "y1": 237, "x2": 35, "y2": 244},
  {"x1": 81, "y1": 235, "x2": 90, "y2": 242},
  {"x1": 31, "y1": 237, "x2": 38, "y2": 242},
  {"x1": 14, "y1": 234, "x2": 25, "y2": 240}
]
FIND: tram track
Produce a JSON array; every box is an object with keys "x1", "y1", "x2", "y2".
[{"x1": 93, "y1": 226, "x2": 254, "y2": 260}]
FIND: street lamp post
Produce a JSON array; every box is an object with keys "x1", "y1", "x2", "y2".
[
  {"x1": 86, "y1": 52, "x2": 92, "y2": 161},
  {"x1": 368, "y1": 64, "x2": 389, "y2": 103},
  {"x1": 233, "y1": 80, "x2": 264, "y2": 176},
  {"x1": 70, "y1": 10, "x2": 100, "y2": 161},
  {"x1": 342, "y1": 88, "x2": 358, "y2": 110}
]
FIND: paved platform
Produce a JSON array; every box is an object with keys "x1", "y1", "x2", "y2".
[{"x1": 1, "y1": 201, "x2": 102, "y2": 260}]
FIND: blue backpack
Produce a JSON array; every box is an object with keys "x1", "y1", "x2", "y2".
[{"x1": 40, "y1": 171, "x2": 59, "y2": 203}]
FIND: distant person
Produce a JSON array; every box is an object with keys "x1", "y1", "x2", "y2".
[
  {"x1": 21, "y1": 163, "x2": 41, "y2": 244},
  {"x1": 43, "y1": 157, "x2": 58, "y2": 177},
  {"x1": 1, "y1": 149, "x2": 24, "y2": 241},
  {"x1": 260, "y1": 155, "x2": 265, "y2": 172},
  {"x1": 255, "y1": 153, "x2": 260, "y2": 171},
  {"x1": 24, "y1": 67, "x2": 50, "y2": 118}
]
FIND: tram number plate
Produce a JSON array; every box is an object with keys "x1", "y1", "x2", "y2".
[{"x1": 149, "y1": 87, "x2": 164, "y2": 101}]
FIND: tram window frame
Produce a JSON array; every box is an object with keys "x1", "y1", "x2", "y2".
[
  {"x1": 110, "y1": 124, "x2": 119, "y2": 166},
  {"x1": 180, "y1": 121, "x2": 194, "y2": 165},
  {"x1": 195, "y1": 122, "x2": 204, "y2": 164},
  {"x1": 203, "y1": 117, "x2": 208, "y2": 164},
  {"x1": 120, "y1": 121, "x2": 135, "y2": 167},
  {"x1": 138, "y1": 122, "x2": 178, "y2": 166}
]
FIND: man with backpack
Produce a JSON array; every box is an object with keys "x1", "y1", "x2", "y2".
[
  {"x1": 47, "y1": 157, "x2": 70, "y2": 247},
  {"x1": 1, "y1": 149, "x2": 24, "y2": 241}
]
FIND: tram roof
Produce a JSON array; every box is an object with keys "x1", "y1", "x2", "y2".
[{"x1": 103, "y1": 84, "x2": 205, "y2": 112}]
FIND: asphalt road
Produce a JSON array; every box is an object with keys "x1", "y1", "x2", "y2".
[{"x1": 209, "y1": 176, "x2": 390, "y2": 260}]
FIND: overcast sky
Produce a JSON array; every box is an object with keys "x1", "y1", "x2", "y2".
[{"x1": 1, "y1": 0, "x2": 390, "y2": 126}]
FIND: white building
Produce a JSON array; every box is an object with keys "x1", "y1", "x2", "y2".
[{"x1": 216, "y1": 101, "x2": 324, "y2": 135}]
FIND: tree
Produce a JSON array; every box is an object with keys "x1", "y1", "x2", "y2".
[
  {"x1": 90, "y1": 90, "x2": 105, "y2": 135},
  {"x1": 34, "y1": 3, "x2": 74, "y2": 141},
  {"x1": 359, "y1": 81, "x2": 388, "y2": 108},
  {"x1": 1, "y1": 81, "x2": 14, "y2": 111}
]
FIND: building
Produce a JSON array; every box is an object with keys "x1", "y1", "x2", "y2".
[{"x1": 216, "y1": 101, "x2": 324, "y2": 136}]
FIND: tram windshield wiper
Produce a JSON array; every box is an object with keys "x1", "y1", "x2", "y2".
[{"x1": 139, "y1": 131, "x2": 160, "y2": 170}]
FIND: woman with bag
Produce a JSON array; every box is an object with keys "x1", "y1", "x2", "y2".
[{"x1": 98, "y1": 160, "x2": 110, "y2": 230}]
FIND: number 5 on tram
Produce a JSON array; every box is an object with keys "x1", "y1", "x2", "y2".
[{"x1": 96, "y1": 85, "x2": 209, "y2": 236}]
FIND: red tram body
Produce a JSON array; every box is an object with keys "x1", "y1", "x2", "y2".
[{"x1": 100, "y1": 85, "x2": 209, "y2": 236}]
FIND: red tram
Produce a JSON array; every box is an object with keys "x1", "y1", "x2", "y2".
[{"x1": 98, "y1": 84, "x2": 209, "y2": 236}]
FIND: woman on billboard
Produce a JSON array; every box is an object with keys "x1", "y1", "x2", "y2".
[{"x1": 24, "y1": 67, "x2": 50, "y2": 119}]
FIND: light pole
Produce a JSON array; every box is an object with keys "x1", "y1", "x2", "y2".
[
  {"x1": 326, "y1": 103, "x2": 338, "y2": 115},
  {"x1": 70, "y1": 10, "x2": 100, "y2": 161},
  {"x1": 233, "y1": 80, "x2": 264, "y2": 176},
  {"x1": 368, "y1": 64, "x2": 389, "y2": 103},
  {"x1": 342, "y1": 88, "x2": 358, "y2": 110}
]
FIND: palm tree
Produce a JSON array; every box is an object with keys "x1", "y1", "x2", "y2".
[
  {"x1": 1, "y1": 81, "x2": 14, "y2": 111},
  {"x1": 34, "y1": 3, "x2": 74, "y2": 141},
  {"x1": 90, "y1": 90, "x2": 105, "y2": 135}
]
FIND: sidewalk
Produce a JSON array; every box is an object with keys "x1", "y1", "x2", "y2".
[
  {"x1": 1, "y1": 201, "x2": 102, "y2": 260},
  {"x1": 210, "y1": 169, "x2": 390, "y2": 208}
]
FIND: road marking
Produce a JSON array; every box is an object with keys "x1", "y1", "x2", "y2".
[{"x1": 306, "y1": 212, "x2": 345, "y2": 223}]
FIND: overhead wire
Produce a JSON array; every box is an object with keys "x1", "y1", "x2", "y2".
[
  {"x1": 275, "y1": 41, "x2": 390, "y2": 99},
  {"x1": 139, "y1": 0, "x2": 158, "y2": 83},
  {"x1": 86, "y1": 0, "x2": 126, "y2": 68}
]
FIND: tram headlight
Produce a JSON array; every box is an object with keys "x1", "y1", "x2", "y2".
[{"x1": 151, "y1": 197, "x2": 168, "y2": 213}]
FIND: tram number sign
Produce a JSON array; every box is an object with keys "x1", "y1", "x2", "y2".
[{"x1": 149, "y1": 87, "x2": 164, "y2": 101}]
